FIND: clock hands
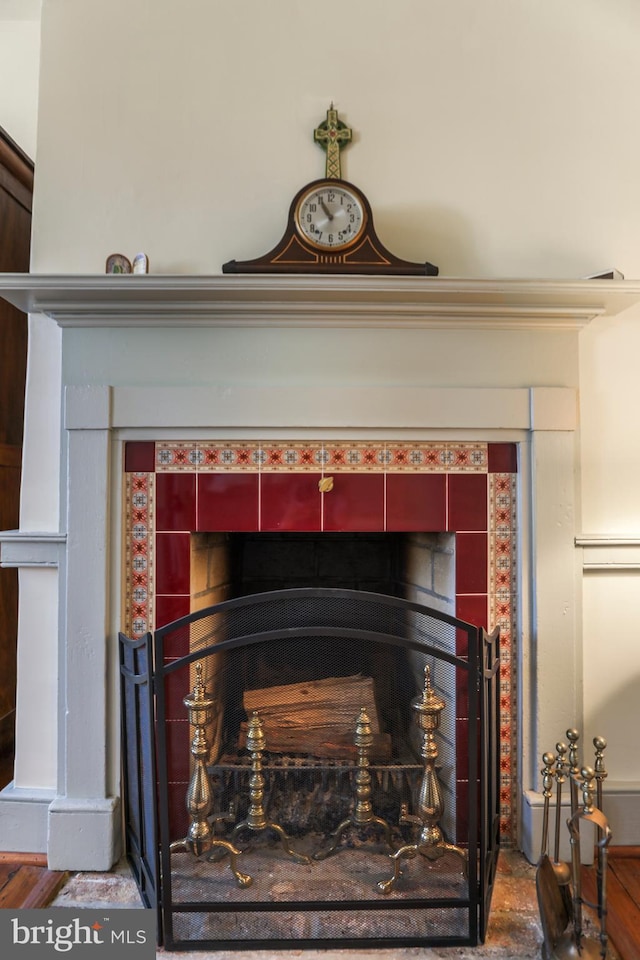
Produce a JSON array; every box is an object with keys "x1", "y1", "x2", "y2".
[{"x1": 319, "y1": 198, "x2": 334, "y2": 221}]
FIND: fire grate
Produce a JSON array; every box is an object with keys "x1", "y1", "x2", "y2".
[{"x1": 120, "y1": 587, "x2": 500, "y2": 951}]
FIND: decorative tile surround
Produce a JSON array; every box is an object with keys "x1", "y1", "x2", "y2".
[{"x1": 123, "y1": 439, "x2": 518, "y2": 839}]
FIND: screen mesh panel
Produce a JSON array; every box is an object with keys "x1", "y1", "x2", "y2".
[{"x1": 122, "y1": 588, "x2": 498, "y2": 950}]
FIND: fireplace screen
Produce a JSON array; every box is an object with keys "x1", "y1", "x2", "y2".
[{"x1": 120, "y1": 588, "x2": 500, "y2": 951}]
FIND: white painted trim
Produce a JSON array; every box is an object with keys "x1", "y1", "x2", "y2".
[
  {"x1": 2, "y1": 274, "x2": 640, "y2": 329},
  {"x1": 0, "y1": 530, "x2": 65, "y2": 567},
  {"x1": 48, "y1": 797, "x2": 121, "y2": 871},
  {"x1": 576, "y1": 536, "x2": 640, "y2": 570},
  {"x1": 112, "y1": 385, "x2": 533, "y2": 431},
  {"x1": 0, "y1": 785, "x2": 54, "y2": 855},
  {"x1": 522, "y1": 788, "x2": 640, "y2": 864},
  {"x1": 109, "y1": 385, "x2": 577, "y2": 432}
]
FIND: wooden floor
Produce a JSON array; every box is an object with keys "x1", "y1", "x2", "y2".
[
  {"x1": 0, "y1": 853, "x2": 68, "y2": 908},
  {"x1": 583, "y1": 847, "x2": 640, "y2": 960}
]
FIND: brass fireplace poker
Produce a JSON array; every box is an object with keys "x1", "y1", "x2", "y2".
[
  {"x1": 557, "y1": 766, "x2": 611, "y2": 960},
  {"x1": 313, "y1": 705, "x2": 394, "y2": 862},
  {"x1": 378, "y1": 665, "x2": 467, "y2": 895},
  {"x1": 169, "y1": 663, "x2": 253, "y2": 888}
]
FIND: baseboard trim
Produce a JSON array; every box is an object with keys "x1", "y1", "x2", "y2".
[{"x1": 522, "y1": 788, "x2": 640, "y2": 864}]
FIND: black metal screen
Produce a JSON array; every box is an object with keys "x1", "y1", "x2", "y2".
[
  {"x1": 119, "y1": 631, "x2": 160, "y2": 924},
  {"x1": 120, "y1": 588, "x2": 500, "y2": 950}
]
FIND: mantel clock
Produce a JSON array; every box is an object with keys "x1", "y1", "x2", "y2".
[{"x1": 222, "y1": 106, "x2": 438, "y2": 276}]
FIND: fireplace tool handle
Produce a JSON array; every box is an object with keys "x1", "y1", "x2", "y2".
[
  {"x1": 563, "y1": 765, "x2": 611, "y2": 960},
  {"x1": 540, "y1": 751, "x2": 555, "y2": 861},
  {"x1": 551, "y1": 741, "x2": 573, "y2": 916},
  {"x1": 169, "y1": 663, "x2": 253, "y2": 889}
]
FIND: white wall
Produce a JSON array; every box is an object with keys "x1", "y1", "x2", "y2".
[
  {"x1": 31, "y1": 0, "x2": 640, "y2": 280},
  {"x1": 24, "y1": 0, "x2": 640, "y2": 807},
  {"x1": 0, "y1": 1, "x2": 40, "y2": 158}
]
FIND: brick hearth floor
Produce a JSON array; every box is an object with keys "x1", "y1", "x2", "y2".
[{"x1": 48, "y1": 847, "x2": 618, "y2": 959}]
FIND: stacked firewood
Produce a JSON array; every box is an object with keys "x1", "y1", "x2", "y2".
[{"x1": 240, "y1": 674, "x2": 391, "y2": 760}]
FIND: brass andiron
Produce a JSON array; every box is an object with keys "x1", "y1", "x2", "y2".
[
  {"x1": 228, "y1": 711, "x2": 311, "y2": 865},
  {"x1": 169, "y1": 663, "x2": 252, "y2": 888},
  {"x1": 313, "y1": 706, "x2": 394, "y2": 862},
  {"x1": 378, "y1": 665, "x2": 466, "y2": 894}
]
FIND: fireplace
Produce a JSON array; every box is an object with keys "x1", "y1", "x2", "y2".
[
  {"x1": 119, "y1": 436, "x2": 509, "y2": 947},
  {"x1": 1, "y1": 273, "x2": 631, "y2": 885},
  {"x1": 122, "y1": 438, "x2": 518, "y2": 841}
]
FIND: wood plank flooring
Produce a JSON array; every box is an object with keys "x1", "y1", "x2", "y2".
[
  {"x1": 583, "y1": 847, "x2": 640, "y2": 960},
  {"x1": 0, "y1": 853, "x2": 68, "y2": 909}
]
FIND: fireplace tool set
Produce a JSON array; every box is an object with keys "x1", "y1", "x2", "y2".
[
  {"x1": 172, "y1": 662, "x2": 467, "y2": 894},
  {"x1": 536, "y1": 730, "x2": 612, "y2": 960}
]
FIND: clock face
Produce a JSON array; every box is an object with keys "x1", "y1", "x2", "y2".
[{"x1": 295, "y1": 182, "x2": 366, "y2": 250}]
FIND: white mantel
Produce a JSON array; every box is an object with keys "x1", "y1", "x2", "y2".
[
  {"x1": 1, "y1": 273, "x2": 639, "y2": 327},
  {"x1": 2, "y1": 272, "x2": 640, "y2": 870}
]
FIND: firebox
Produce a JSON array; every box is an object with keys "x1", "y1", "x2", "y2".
[{"x1": 120, "y1": 587, "x2": 500, "y2": 950}]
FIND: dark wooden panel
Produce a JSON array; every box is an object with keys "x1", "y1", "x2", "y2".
[
  {"x1": 0, "y1": 463, "x2": 19, "y2": 719},
  {"x1": 0, "y1": 126, "x2": 31, "y2": 767}
]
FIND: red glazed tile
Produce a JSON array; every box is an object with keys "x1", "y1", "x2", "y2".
[
  {"x1": 261, "y1": 473, "x2": 322, "y2": 531},
  {"x1": 488, "y1": 442, "x2": 518, "y2": 473},
  {"x1": 455, "y1": 670, "x2": 470, "y2": 722},
  {"x1": 155, "y1": 532, "x2": 191, "y2": 595},
  {"x1": 322, "y1": 473, "x2": 384, "y2": 531},
  {"x1": 455, "y1": 720, "x2": 469, "y2": 775},
  {"x1": 167, "y1": 780, "x2": 190, "y2": 839},
  {"x1": 456, "y1": 594, "x2": 488, "y2": 633},
  {"x1": 162, "y1": 670, "x2": 191, "y2": 721},
  {"x1": 386, "y1": 473, "x2": 446, "y2": 531},
  {"x1": 447, "y1": 474, "x2": 488, "y2": 531},
  {"x1": 124, "y1": 441, "x2": 156, "y2": 473},
  {"x1": 165, "y1": 719, "x2": 191, "y2": 780},
  {"x1": 155, "y1": 595, "x2": 191, "y2": 632},
  {"x1": 198, "y1": 473, "x2": 259, "y2": 531},
  {"x1": 156, "y1": 472, "x2": 196, "y2": 532},
  {"x1": 455, "y1": 777, "x2": 470, "y2": 839},
  {"x1": 456, "y1": 532, "x2": 488, "y2": 594}
]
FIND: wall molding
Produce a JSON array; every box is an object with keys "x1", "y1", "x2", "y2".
[{"x1": 576, "y1": 535, "x2": 640, "y2": 571}]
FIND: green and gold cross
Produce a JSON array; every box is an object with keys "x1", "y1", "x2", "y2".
[{"x1": 313, "y1": 104, "x2": 352, "y2": 180}]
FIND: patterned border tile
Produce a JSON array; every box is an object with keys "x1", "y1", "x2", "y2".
[
  {"x1": 156, "y1": 442, "x2": 201, "y2": 472},
  {"x1": 489, "y1": 472, "x2": 518, "y2": 838},
  {"x1": 153, "y1": 441, "x2": 491, "y2": 474},
  {"x1": 259, "y1": 442, "x2": 324, "y2": 472},
  {"x1": 198, "y1": 442, "x2": 263, "y2": 471},
  {"x1": 123, "y1": 472, "x2": 154, "y2": 638}
]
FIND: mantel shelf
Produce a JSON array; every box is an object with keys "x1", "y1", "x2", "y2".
[{"x1": 1, "y1": 273, "x2": 640, "y2": 329}]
